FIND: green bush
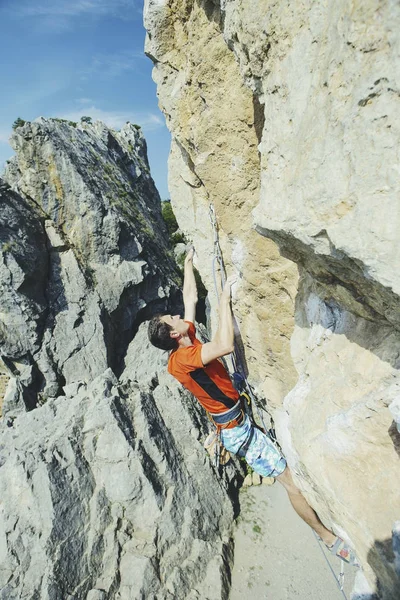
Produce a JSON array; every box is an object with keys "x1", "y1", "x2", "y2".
[
  {"x1": 81, "y1": 116, "x2": 92, "y2": 124},
  {"x1": 161, "y1": 200, "x2": 207, "y2": 303},
  {"x1": 2, "y1": 240, "x2": 17, "y2": 253},
  {"x1": 12, "y1": 117, "x2": 26, "y2": 130},
  {"x1": 53, "y1": 118, "x2": 77, "y2": 127},
  {"x1": 161, "y1": 200, "x2": 179, "y2": 236},
  {"x1": 194, "y1": 267, "x2": 207, "y2": 301},
  {"x1": 171, "y1": 231, "x2": 186, "y2": 245}
]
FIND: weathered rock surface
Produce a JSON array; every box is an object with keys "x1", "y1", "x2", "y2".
[
  {"x1": 0, "y1": 326, "x2": 236, "y2": 600},
  {"x1": 1, "y1": 118, "x2": 180, "y2": 411},
  {"x1": 0, "y1": 360, "x2": 9, "y2": 412},
  {"x1": 1, "y1": 1, "x2": 399, "y2": 597},
  {"x1": 144, "y1": 0, "x2": 299, "y2": 406},
  {"x1": 0, "y1": 181, "x2": 47, "y2": 358},
  {"x1": 0, "y1": 119, "x2": 238, "y2": 599},
  {"x1": 144, "y1": 1, "x2": 400, "y2": 597}
]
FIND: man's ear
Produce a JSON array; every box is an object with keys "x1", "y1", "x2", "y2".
[{"x1": 170, "y1": 331, "x2": 180, "y2": 339}]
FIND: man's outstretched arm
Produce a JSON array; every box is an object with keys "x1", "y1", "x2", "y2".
[
  {"x1": 183, "y1": 247, "x2": 198, "y2": 323},
  {"x1": 201, "y1": 276, "x2": 236, "y2": 365}
]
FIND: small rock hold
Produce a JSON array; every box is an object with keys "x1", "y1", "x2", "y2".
[
  {"x1": 87, "y1": 591, "x2": 107, "y2": 600},
  {"x1": 252, "y1": 472, "x2": 261, "y2": 486},
  {"x1": 262, "y1": 477, "x2": 275, "y2": 486},
  {"x1": 243, "y1": 473, "x2": 253, "y2": 487}
]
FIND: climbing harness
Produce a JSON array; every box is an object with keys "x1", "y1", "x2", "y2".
[
  {"x1": 206, "y1": 399, "x2": 244, "y2": 468},
  {"x1": 207, "y1": 203, "x2": 281, "y2": 456},
  {"x1": 209, "y1": 399, "x2": 243, "y2": 427}
]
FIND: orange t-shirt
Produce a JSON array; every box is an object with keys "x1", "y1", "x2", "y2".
[{"x1": 168, "y1": 321, "x2": 239, "y2": 422}]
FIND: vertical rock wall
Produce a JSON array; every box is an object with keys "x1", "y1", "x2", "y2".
[
  {"x1": 144, "y1": 1, "x2": 400, "y2": 597},
  {"x1": 144, "y1": 0, "x2": 299, "y2": 406},
  {"x1": 0, "y1": 360, "x2": 8, "y2": 412}
]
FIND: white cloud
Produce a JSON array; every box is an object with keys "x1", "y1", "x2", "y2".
[
  {"x1": 79, "y1": 50, "x2": 145, "y2": 80},
  {"x1": 57, "y1": 106, "x2": 165, "y2": 132},
  {"x1": 14, "y1": 77, "x2": 71, "y2": 108},
  {"x1": 4, "y1": 0, "x2": 141, "y2": 32},
  {"x1": 76, "y1": 98, "x2": 93, "y2": 105},
  {"x1": 8, "y1": 0, "x2": 139, "y2": 19}
]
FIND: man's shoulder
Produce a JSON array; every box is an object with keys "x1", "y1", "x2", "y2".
[
  {"x1": 170, "y1": 344, "x2": 202, "y2": 361},
  {"x1": 168, "y1": 343, "x2": 204, "y2": 374}
]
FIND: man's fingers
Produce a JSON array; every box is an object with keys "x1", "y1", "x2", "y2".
[
  {"x1": 225, "y1": 274, "x2": 237, "y2": 288},
  {"x1": 220, "y1": 275, "x2": 238, "y2": 299},
  {"x1": 185, "y1": 245, "x2": 195, "y2": 260}
]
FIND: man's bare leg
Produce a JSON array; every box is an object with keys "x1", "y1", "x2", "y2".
[{"x1": 276, "y1": 466, "x2": 336, "y2": 546}]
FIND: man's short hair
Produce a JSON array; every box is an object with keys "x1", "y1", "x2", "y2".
[{"x1": 148, "y1": 314, "x2": 178, "y2": 351}]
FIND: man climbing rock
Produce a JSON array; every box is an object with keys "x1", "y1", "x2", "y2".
[{"x1": 148, "y1": 247, "x2": 357, "y2": 565}]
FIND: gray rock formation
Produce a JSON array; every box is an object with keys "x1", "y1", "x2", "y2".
[
  {"x1": 0, "y1": 329, "x2": 235, "y2": 600},
  {"x1": 2, "y1": 1, "x2": 400, "y2": 597},
  {"x1": 0, "y1": 119, "x2": 238, "y2": 599},
  {"x1": 1, "y1": 118, "x2": 180, "y2": 411},
  {"x1": 0, "y1": 180, "x2": 49, "y2": 411},
  {"x1": 143, "y1": 1, "x2": 400, "y2": 598}
]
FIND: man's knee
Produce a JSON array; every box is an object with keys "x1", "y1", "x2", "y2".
[{"x1": 276, "y1": 466, "x2": 302, "y2": 495}]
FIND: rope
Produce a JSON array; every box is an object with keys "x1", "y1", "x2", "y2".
[
  {"x1": 214, "y1": 430, "x2": 220, "y2": 468},
  {"x1": 208, "y1": 202, "x2": 276, "y2": 443},
  {"x1": 312, "y1": 531, "x2": 349, "y2": 600},
  {"x1": 209, "y1": 204, "x2": 238, "y2": 374}
]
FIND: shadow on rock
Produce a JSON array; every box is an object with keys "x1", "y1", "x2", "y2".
[
  {"x1": 388, "y1": 421, "x2": 400, "y2": 459},
  {"x1": 364, "y1": 533, "x2": 400, "y2": 600}
]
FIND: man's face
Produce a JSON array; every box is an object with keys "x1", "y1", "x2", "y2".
[{"x1": 161, "y1": 314, "x2": 189, "y2": 337}]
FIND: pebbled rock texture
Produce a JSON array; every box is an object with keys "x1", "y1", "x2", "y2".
[{"x1": 144, "y1": 1, "x2": 400, "y2": 597}]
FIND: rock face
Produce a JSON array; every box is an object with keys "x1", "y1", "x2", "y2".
[
  {"x1": 0, "y1": 118, "x2": 238, "y2": 599},
  {"x1": 0, "y1": 360, "x2": 9, "y2": 411},
  {"x1": 2, "y1": 118, "x2": 180, "y2": 410},
  {"x1": 0, "y1": 331, "x2": 235, "y2": 600},
  {"x1": 144, "y1": 1, "x2": 400, "y2": 598},
  {"x1": 144, "y1": 0, "x2": 299, "y2": 406}
]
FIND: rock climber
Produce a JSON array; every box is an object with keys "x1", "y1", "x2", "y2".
[{"x1": 148, "y1": 247, "x2": 357, "y2": 565}]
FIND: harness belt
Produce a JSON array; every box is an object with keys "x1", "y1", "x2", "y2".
[{"x1": 208, "y1": 399, "x2": 243, "y2": 428}]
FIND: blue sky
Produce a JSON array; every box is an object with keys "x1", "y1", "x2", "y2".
[{"x1": 0, "y1": 0, "x2": 171, "y2": 199}]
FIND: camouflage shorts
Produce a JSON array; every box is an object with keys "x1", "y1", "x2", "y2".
[{"x1": 220, "y1": 415, "x2": 286, "y2": 477}]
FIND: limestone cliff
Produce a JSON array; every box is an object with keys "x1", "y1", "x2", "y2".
[
  {"x1": 0, "y1": 118, "x2": 237, "y2": 599},
  {"x1": 144, "y1": 1, "x2": 400, "y2": 598}
]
